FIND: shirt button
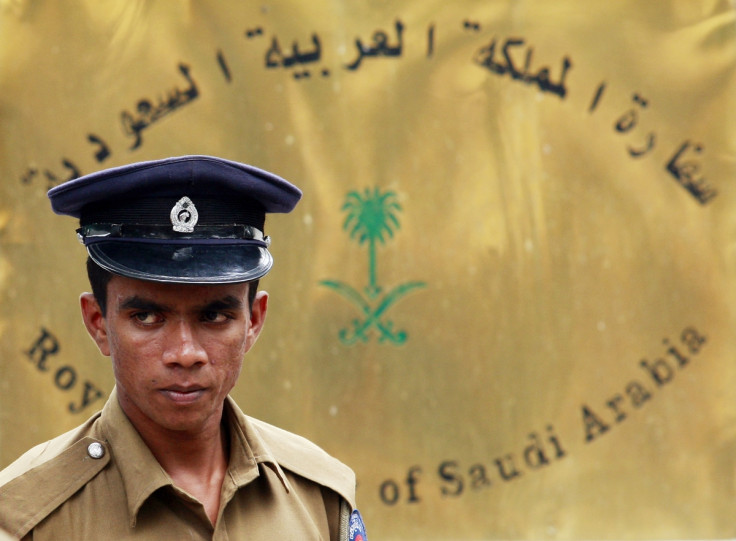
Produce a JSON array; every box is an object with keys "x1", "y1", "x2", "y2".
[{"x1": 87, "y1": 442, "x2": 105, "y2": 459}]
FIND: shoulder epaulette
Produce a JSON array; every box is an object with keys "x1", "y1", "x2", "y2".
[
  {"x1": 0, "y1": 437, "x2": 110, "y2": 539},
  {"x1": 248, "y1": 417, "x2": 356, "y2": 509}
]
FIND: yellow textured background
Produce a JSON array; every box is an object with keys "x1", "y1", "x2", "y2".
[{"x1": 1, "y1": 1, "x2": 735, "y2": 539}]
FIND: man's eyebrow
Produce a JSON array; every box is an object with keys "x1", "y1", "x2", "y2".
[
  {"x1": 119, "y1": 296, "x2": 172, "y2": 313},
  {"x1": 199, "y1": 295, "x2": 244, "y2": 312}
]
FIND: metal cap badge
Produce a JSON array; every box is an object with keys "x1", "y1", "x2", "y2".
[{"x1": 171, "y1": 196, "x2": 198, "y2": 233}]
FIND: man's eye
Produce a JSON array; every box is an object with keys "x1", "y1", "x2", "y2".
[
  {"x1": 203, "y1": 311, "x2": 228, "y2": 323},
  {"x1": 132, "y1": 312, "x2": 159, "y2": 324}
]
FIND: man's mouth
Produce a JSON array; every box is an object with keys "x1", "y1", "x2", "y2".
[{"x1": 159, "y1": 386, "x2": 206, "y2": 404}]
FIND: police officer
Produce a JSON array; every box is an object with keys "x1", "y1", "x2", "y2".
[{"x1": 0, "y1": 156, "x2": 368, "y2": 540}]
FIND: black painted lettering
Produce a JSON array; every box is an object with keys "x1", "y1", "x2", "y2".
[
  {"x1": 582, "y1": 404, "x2": 610, "y2": 442},
  {"x1": 54, "y1": 366, "x2": 76, "y2": 390},
  {"x1": 664, "y1": 338, "x2": 689, "y2": 368},
  {"x1": 69, "y1": 381, "x2": 105, "y2": 413},
  {"x1": 438, "y1": 461, "x2": 464, "y2": 496},
  {"x1": 26, "y1": 327, "x2": 59, "y2": 371},
  {"x1": 494, "y1": 454, "x2": 522, "y2": 481},
  {"x1": 469, "y1": 463, "x2": 492, "y2": 490},
  {"x1": 605, "y1": 393, "x2": 627, "y2": 422},
  {"x1": 24, "y1": 328, "x2": 106, "y2": 415},
  {"x1": 640, "y1": 358, "x2": 674, "y2": 386},
  {"x1": 523, "y1": 432, "x2": 550, "y2": 469},
  {"x1": 406, "y1": 466, "x2": 422, "y2": 503},
  {"x1": 625, "y1": 380, "x2": 652, "y2": 407},
  {"x1": 681, "y1": 326, "x2": 706, "y2": 354},
  {"x1": 379, "y1": 480, "x2": 400, "y2": 505},
  {"x1": 546, "y1": 425, "x2": 566, "y2": 459}
]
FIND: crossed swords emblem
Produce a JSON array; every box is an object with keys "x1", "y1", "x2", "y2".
[{"x1": 320, "y1": 280, "x2": 426, "y2": 345}]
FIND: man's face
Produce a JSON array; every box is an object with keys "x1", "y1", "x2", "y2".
[{"x1": 80, "y1": 275, "x2": 267, "y2": 437}]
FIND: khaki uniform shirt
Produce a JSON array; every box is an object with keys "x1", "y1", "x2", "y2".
[{"x1": 0, "y1": 390, "x2": 357, "y2": 540}]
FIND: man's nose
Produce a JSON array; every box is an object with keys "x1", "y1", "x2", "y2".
[{"x1": 163, "y1": 322, "x2": 208, "y2": 368}]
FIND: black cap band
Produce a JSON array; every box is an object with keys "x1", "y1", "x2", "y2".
[
  {"x1": 80, "y1": 196, "x2": 266, "y2": 230},
  {"x1": 77, "y1": 223, "x2": 270, "y2": 245}
]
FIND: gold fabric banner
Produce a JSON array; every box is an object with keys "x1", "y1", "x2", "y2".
[{"x1": 1, "y1": 1, "x2": 735, "y2": 539}]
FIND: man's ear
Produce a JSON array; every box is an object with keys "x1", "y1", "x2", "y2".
[
  {"x1": 245, "y1": 290, "x2": 268, "y2": 352},
  {"x1": 80, "y1": 293, "x2": 111, "y2": 357}
]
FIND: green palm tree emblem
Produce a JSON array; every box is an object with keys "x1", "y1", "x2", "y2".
[{"x1": 320, "y1": 187, "x2": 426, "y2": 345}]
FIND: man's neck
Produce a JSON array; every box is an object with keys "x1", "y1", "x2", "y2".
[
  {"x1": 156, "y1": 425, "x2": 229, "y2": 525},
  {"x1": 125, "y1": 403, "x2": 231, "y2": 526}
]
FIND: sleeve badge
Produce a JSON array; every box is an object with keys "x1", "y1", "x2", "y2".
[{"x1": 348, "y1": 509, "x2": 368, "y2": 541}]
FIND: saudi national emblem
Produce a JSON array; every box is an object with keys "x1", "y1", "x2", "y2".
[{"x1": 320, "y1": 187, "x2": 426, "y2": 346}]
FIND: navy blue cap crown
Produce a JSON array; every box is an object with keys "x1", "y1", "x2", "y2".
[{"x1": 47, "y1": 155, "x2": 302, "y2": 284}]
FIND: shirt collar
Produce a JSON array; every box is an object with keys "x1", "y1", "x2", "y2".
[
  {"x1": 99, "y1": 388, "x2": 172, "y2": 527},
  {"x1": 222, "y1": 395, "x2": 292, "y2": 494},
  {"x1": 98, "y1": 388, "x2": 291, "y2": 528}
]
